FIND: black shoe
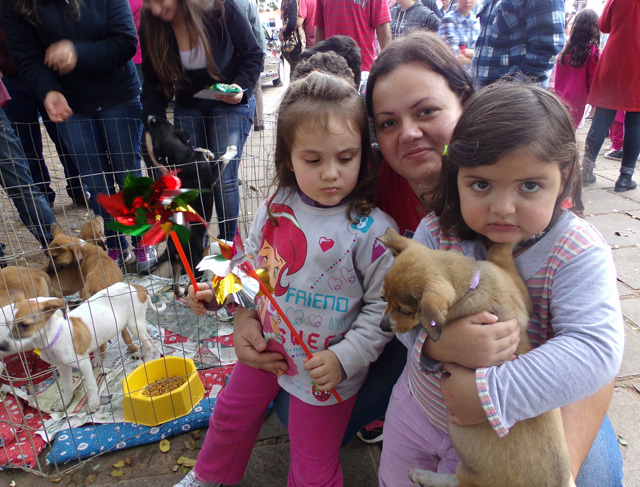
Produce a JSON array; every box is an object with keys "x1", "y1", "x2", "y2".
[
  {"x1": 604, "y1": 149, "x2": 623, "y2": 161},
  {"x1": 583, "y1": 172, "x2": 596, "y2": 186},
  {"x1": 254, "y1": 124, "x2": 265, "y2": 132},
  {"x1": 356, "y1": 420, "x2": 384, "y2": 444},
  {"x1": 614, "y1": 174, "x2": 637, "y2": 192}
]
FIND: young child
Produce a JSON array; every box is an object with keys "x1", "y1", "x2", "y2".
[
  {"x1": 436, "y1": 0, "x2": 479, "y2": 73},
  {"x1": 554, "y1": 9, "x2": 600, "y2": 130},
  {"x1": 378, "y1": 83, "x2": 624, "y2": 487},
  {"x1": 181, "y1": 71, "x2": 396, "y2": 487}
]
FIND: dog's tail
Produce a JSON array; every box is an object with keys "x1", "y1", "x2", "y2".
[{"x1": 147, "y1": 300, "x2": 167, "y2": 313}]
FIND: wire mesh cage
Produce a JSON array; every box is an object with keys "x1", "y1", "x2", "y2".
[{"x1": 0, "y1": 111, "x2": 277, "y2": 477}]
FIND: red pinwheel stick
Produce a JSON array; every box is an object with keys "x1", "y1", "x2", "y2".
[
  {"x1": 239, "y1": 261, "x2": 342, "y2": 403},
  {"x1": 170, "y1": 230, "x2": 200, "y2": 292}
]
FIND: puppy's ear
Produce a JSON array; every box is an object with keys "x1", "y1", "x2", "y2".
[
  {"x1": 418, "y1": 291, "x2": 449, "y2": 342},
  {"x1": 51, "y1": 223, "x2": 63, "y2": 237},
  {"x1": 10, "y1": 290, "x2": 26, "y2": 304},
  {"x1": 175, "y1": 128, "x2": 191, "y2": 146},
  {"x1": 40, "y1": 298, "x2": 66, "y2": 314},
  {"x1": 377, "y1": 228, "x2": 410, "y2": 257}
]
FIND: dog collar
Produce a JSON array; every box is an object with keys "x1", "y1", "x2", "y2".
[
  {"x1": 42, "y1": 315, "x2": 64, "y2": 351},
  {"x1": 468, "y1": 268, "x2": 480, "y2": 291}
]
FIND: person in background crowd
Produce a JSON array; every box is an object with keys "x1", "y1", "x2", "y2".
[
  {"x1": 472, "y1": 0, "x2": 565, "y2": 87},
  {"x1": 1, "y1": 0, "x2": 156, "y2": 273},
  {"x1": 0, "y1": 78, "x2": 55, "y2": 267},
  {"x1": 314, "y1": 0, "x2": 391, "y2": 90},
  {"x1": 581, "y1": 0, "x2": 640, "y2": 192},
  {"x1": 390, "y1": 0, "x2": 441, "y2": 39},
  {"x1": 141, "y1": 0, "x2": 263, "y2": 242},
  {"x1": 300, "y1": 0, "x2": 317, "y2": 47},
  {"x1": 437, "y1": 0, "x2": 479, "y2": 74},
  {"x1": 0, "y1": 26, "x2": 84, "y2": 207}
]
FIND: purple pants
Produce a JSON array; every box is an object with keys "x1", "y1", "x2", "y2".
[
  {"x1": 194, "y1": 362, "x2": 356, "y2": 486},
  {"x1": 378, "y1": 367, "x2": 459, "y2": 487}
]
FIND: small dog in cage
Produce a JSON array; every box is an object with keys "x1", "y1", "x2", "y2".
[
  {"x1": 0, "y1": 266, "x2": 62, "y2": 307},
  {"x1": 47, "y1": 223, "x2": 123, "y2": 300},
  {"x1": 144, "y1": 115, "x2": 233, "y2": 294},
  {"x1": 79, "y1": 216, "x2": 106, "y2": 250},
  {"x1": 0, "y1": 282, "x2": 165, "y2": 412}
]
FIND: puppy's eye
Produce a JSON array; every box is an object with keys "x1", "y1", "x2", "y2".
[
  {"x1": 380, "y1": 294, "x2": 387, "y2": 302},
  {"x1": 399, "y1": 308, "x2": 414, "y2": 316}
]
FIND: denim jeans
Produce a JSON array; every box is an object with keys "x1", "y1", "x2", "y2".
[
  {"x1": 0, "y1": 107, "x2": 55, "y2": 256},
  {"x1": 585, "y1": 107, "x2": 640, "y2": 175},
  {"x1": 57, "y1": 98, "x2": 143, "y2": 250},
  {"x1": 2, "y1": 75, "x2": 83, "y2": 203},
  {"x1": 173, "y1": 97, "x2": 255, "y2": 241}
]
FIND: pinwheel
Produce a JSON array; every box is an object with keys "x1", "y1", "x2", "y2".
[{"x1": 198, "y1": 234, "x2": 343, "y2": 402}]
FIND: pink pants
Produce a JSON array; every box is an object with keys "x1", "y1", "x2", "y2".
[
  {"x1": 378, "y1": 367, "x2": 459, "y2": 487},
  {"x1": 609, "y1": 111, "x2": 625, "y2": 151},
  {"x1": 194, "y1": 362, "x2": 356, "y2": 486}
]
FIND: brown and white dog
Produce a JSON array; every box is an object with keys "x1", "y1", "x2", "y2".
[
  {"x1": 0, "y1": 282, "x2": 164, "y2": 412},
  {"x1": 377, "y1": 228, "x2": 571, "y2": 487},
  {"x1": 78, "y1": 215, "x2": 106, "y2": 250}
]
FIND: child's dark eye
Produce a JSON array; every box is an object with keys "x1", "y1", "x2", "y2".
[
  {"x1": 471, "y1": 181, "x2": 490, "y2": 191},
  {"x1": 521, "y1": 181, "x2": 541, "y2": 192}
]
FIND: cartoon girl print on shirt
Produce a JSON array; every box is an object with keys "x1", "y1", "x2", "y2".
[{"x1": 257, "y1": 203, "x2": 308, "y2": 376}]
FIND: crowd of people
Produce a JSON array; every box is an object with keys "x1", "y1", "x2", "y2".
[{"x1": 0, "y1": 0, "x2": 633, "y2": 486}]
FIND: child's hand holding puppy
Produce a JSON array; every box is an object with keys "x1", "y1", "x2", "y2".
[{"x1": 186, "y1": 283, "x2": 214, "y2": 316}]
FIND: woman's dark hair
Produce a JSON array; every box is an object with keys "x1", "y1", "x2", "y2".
[
  {"x1": 432, "y1": 82, "x2": 583, "y2": 240},
  {"x1": 558, "y1": 9, "x2": 600, "y2": 68},
  {"x1": 10, "y1": 0, "x2": 82, "y2": 23},
  {"x1": 140, "y1": 0, "x2": 224, "y2": 98},
  {"x1": 271, "y1": 71, "x2": 376, "y2": 222},
  {"x1": 365, "y1": 31, "x2": 474, "y2": 118}
]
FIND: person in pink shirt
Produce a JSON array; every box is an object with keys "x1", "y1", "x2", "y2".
[
  {"x1": 553, "y1": 8, "x2": 599, "y2": 131},
  {"x1": 300, "y1": 0, "x2": 317, "y2": 47}
]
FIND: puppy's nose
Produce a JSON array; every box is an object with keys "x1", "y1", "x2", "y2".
[
  {"x1": 0, "y1": 342, "x2": 8, "y2": 352},
  {"x1": 380, "y1": 316, "x2": 392, "y2": 333},
  {"x1": 147, "y1": 115, "x2": 157, "y2": 125}
]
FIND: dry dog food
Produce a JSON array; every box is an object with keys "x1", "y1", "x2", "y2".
[{"x1": 141, "y1": 377, "x2": 188, "y2": 397}]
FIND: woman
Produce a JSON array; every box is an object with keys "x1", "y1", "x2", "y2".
[
  {"x1": 581, "y1": 0, "x2": 640, "y2": 191},
  {"x1": 279, "y1": 0, "x2": 306, "y2": 74},
  {"x1": 140, "y1": 0, "x2": 263, "y2": 242},
  {"x1": 0, "y1": 0, "x2": 155, "y2": 271},
  {"x1": 235, "y1": 32, "x2": 623, "y2": 485}
]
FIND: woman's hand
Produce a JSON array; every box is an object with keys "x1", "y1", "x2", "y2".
[
  {"x1": 45, "y1": 40, "x2": 77, "y2": 75},
  {"x1": 215, "y1": 83, "x2": 244, "y2": 105},
  {"x1": 234, "y1": 307, "x2": 289, "y2": 375},
  {"x1": 44, "y1": 91, "x2": 73, "y2": 122},
  {"x1": 440, "y1": 362, "x2": 486, "y2": 426},
  {"x1": 303, "y1": 350, "x2": 343, "y2": 391},
  {"x1": 186, "y1": 283, "x2": 214, "y2": 316},
  {"x1": 424, "y1": 312, "x2": 520, "y2": 368}
]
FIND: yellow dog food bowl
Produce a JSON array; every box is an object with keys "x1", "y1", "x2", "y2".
[{"x1": 122, "y1": 357, "x2": 205, "y2": 427}]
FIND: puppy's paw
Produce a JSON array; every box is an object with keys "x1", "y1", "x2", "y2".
[
  {"x1": 51, "y1": 399, "x2": 70, "y2": 412},
  {"x1": 131, "y1": 350, "x2": 143, "y2": 360},
  {"x1": 86, "y1": 397, "x2": 101, "y2": 413},
  {"x1": 409, "y1": 469, "x2": 459, "y2": 487}
]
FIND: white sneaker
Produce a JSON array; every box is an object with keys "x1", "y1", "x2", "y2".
[{"x1": 173, "y1": 470, "x2": 223, "y2": 487}]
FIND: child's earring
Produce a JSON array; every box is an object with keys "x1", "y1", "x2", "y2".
[{"x1": 443, "y1": 145, "x2": 449, "y2": 156}]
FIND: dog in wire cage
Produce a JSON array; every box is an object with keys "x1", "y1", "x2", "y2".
[{"x1": 144, "y1": 115, "x2": 236, "y2": 295}]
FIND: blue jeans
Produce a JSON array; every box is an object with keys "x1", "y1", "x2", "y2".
[
  {"x1": 585, "y1": 107, "x2": 640, "y2": 175},
  {"x1": 2, "y1": 75, "x2": 82, "y2": 204},
  {"x1": 173, "y1": 97, "x2": 255, "y2": 241},
  {"x1": 274, "y1": 336, "x2": 624, "y2": 485},
  {"x1": 0, "y1": 107, "x2": 55, "y2": 255},
  {"x1": 57, "y1": 98, "x2": 143, "y2": 250}
]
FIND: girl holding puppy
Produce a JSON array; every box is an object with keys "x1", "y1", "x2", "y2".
[
  {"x1": 182, "y1": 71, "x2": 396, "y2": 487},
  {"x1": 378, "y1": 83, "x2": 624, "y2": 486}
]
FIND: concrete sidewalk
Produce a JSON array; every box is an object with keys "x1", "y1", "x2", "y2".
[{"x1": 1, "y1": 87, "x2": 639, "y2": 486}]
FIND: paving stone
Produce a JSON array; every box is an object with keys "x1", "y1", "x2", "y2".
[
  {"x1": 582, "y1": 190, "x2": 640, "y2": 215},
  {"x1": 619, "y1": 322, "x2": 640, "y2": 378},
  {"x1": 609, "y1": 388, "x2": 640, "y2": 487},
  {"x1": 612, "y1": 247, "x2": 640, "y2": 290},
  {"x1": 586, "y1": 213, "x2": 640, "y2": 248}
]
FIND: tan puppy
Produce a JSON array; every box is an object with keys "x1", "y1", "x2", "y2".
[
  {"x1": 0, "y1": 266, "x2": 62, "y2": 307},
  {"x1": 79, "y1": 216, "x2": 106, "y2": 250},
  {"x1": 47, "y1": 223, "x2": 123, "y2": 300},
  {"x1": 0, "y1": 283, "x2": 164, "y2": 412},
  {"x1": 377, "y1": 228, "x2": 571, "y2": 487}
]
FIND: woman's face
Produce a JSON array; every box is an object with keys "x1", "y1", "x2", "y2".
[
  {"x1": 372, "y1": 62, "x2": 463, "y2": 194},
  {"x1": 144, "y1": 0, "x2": 180, "y2": 22}
]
